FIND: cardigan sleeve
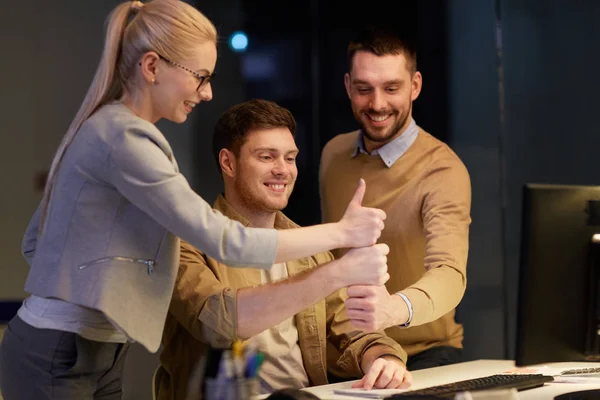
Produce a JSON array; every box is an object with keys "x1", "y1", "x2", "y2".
[{"x1": 106, "y1": 122, "x2": 277, "y2": 269}]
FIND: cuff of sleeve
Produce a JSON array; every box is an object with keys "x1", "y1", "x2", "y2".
[
  {"x1": 365, "y1": 348, "x2": 407, "y2": 369},
  {"x1": 197, "y1": 287, "x2": 239, "y2": 347},
  {"x1": 374, "y1": 353, "x2": 406, "y2": 366},
  {"x1": 395, "y1": 292, "x2": 413, "y2": 327},
  {"x1": 337, "y1": 336, "x2": 408, "y2": 375}
]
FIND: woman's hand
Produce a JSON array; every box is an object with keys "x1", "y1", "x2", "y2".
[{"x1": 338, "y1": 179, "x2": 386, "y2": 248}]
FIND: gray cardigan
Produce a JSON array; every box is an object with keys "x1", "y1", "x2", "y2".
[{"x1": 21, "y1": 102, "x2": 277, "y2": 352}]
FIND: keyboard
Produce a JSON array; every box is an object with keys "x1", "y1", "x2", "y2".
[
  {"x1": 560, "y1": 367, "x2": 600, "y2": 375},
  {"x1": 383, "y1": 374, "x2": 554, "y2": 399}
]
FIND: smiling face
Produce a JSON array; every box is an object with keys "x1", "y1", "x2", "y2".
[
  {"x1": 225, "y1": 127, "x2": 298, "y2": 214},
  {"x1": 345, "y1": 50, "x2": 422, "y2": 152},
  {"x1": 152, "y1": 41, "x2": 217, "y2": 123},
  {"x1": 234, "y1": 127, "x2": 298, "y2": 213}
]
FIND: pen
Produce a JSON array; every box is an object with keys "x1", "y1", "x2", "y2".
[
  {"x1": 232, "y1": 340, "x2": 245, "y2": 378},
  {"x1": 244, "y1": 341, "x2": 257, "y2": 376},
  {"x1": 255, "y1": 352, "x2": 264, "y2": 372},
  {"x1": 246, "y1": 352, "x2": 265, "y2": 378}
]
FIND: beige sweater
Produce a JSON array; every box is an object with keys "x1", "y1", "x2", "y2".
[{"x1": 319, "y1": 128, "x2": 471, "y2": 360}]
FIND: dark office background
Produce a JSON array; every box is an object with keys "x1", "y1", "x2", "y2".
[
  {"x1": 198, "y1": 0, "x2": 600, "y2": 362},
  {"x1": 194, "y1": 0, "x2": 600, "y2": 364},
  {"x1": 202, "y1": 0, "x2": 449, "y2": 228},
  {"x1": 1, "y1": 0, "x2": 600, "y2": 398}
]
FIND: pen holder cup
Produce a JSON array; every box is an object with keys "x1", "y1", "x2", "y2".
[{"x1": 204, "y1": 377, "x2": 258, "y2": 400}]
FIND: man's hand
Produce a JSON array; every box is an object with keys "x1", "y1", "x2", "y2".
[
  {"x1": 337, "y1": 178, "x2": 387, "y2": 248},
  {"x1": 335, "y1": 244, "x2": 390, "y2": 287},
  {"x1": 353, "y1": 356, "x2": 412, "y2": 390},
  {"x1": 345, "y1": 285, "x2": 409, "y2": 331}
]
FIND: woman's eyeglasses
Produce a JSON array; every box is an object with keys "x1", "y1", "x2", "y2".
[{"x1": 158, "y1": 54, "x2": 215, "y2": 92}]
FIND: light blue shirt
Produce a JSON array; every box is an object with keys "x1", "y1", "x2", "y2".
[
  {"x1": 352, "y1": 118, "x2": 419, "y2": 327},
  {"x1": 352, "y1": 118, "x2": 419, "y2": 168}
]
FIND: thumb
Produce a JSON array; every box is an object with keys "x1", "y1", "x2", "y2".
[
  {"x1": 350, "y1": 178, "x2": 366, "y2": 206},
  {"x1": 375, "y1": 243, "x2": 390, "y2": 256}
]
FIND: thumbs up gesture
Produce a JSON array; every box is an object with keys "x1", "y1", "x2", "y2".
[{"x1": 338, "y1": 178, "x2": 386, "y2": 248}]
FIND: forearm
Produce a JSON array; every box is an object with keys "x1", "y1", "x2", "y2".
[
  {"x1": 274, "y1": 223, "x2": 342, "y2": 264},
  {"x1": 236, "y1": 260, "x2": 343, "y2": 338},
  {"x1": 360, "y1": 345, "x2": 405, "y2": 374},
  {"x1": 274, "y1": 180, "x2": 386, "y2": 263},
  {"x1": 401, "y1": 265, "x2": 466, "y2": 326}
]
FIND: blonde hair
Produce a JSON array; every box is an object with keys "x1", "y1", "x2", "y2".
[{"x1": 39, "y1": 0, "x2": 217, "y2": 233}]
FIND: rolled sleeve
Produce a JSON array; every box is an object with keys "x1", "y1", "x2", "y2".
[
  {"x1": 168, "y1": 240, "x2": 239, "y2": 347},
  {"x1": 337, "y1": 333, "x2": 407, "y2": 375}
]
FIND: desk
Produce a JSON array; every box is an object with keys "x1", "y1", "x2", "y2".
[{"x1": 301, "y1": 360, "x2": 600, "y2": 399}]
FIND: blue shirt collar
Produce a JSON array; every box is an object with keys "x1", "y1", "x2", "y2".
[{"x1": 351, "y1": 118, "x2": 419, "y2": 168}]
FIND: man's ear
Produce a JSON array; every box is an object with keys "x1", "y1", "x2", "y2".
[
  {"x1": 219, "y1": 149, "x2": 236, "y2": 178},
  {"x1": 344, "y1": 72, "x2": 352, "y2": 99},
  {"x1": 411, "y1": 71, "x2": 423, "y2": 102}
]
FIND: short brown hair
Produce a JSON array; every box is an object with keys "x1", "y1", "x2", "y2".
[
  {"x1": 212, "y1": 99, "x2": 297, "y2": 169},
  {"x1": 347, "y1": 27, "x2": 417, "y2": 75}
]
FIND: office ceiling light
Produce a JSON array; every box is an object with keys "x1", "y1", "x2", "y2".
[{"x1": 230, "y1": 31, "x2": 248, "y2": 52}]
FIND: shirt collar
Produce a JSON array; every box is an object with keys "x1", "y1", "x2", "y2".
[
  {"x1": 213, "y1": 194, "x2": 299, "y2": 230},
  {"x1": 351, "y1": 118, "x2": 419, "y2": 168}
]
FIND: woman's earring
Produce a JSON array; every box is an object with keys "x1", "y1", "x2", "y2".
[{"x1": 151, "y1": 78, "x2": 156, "y2": 84}]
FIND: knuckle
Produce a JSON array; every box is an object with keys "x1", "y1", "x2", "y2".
[{"x1": 383, "y1": 369, "x2": 393, "y2": 380}]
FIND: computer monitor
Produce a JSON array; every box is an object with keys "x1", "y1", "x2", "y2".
[{"x1": 516, "y1": 183, "x2": 600, "y2": 366}]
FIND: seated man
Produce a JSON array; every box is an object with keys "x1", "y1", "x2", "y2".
[{"x1": 156, "y1": 99, "x2": 411, "y2": 399}]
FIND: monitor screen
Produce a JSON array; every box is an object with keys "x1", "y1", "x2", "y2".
[{"x1": 516, "y1": 183, "x2": 600, "y2": 366}]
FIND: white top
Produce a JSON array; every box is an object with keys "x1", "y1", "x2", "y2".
[
  {"x1": 253, "y1": 262, "x2": 310, "y2": 394},
  {"x1": 18, "y1": 295, "x2": 128, "y2": 343}
]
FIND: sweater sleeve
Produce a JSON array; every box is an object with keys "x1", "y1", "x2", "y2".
[
  {"x1": 107, "y1": 123, "x2": 277, "y2": 269},
  {"x1": 399, "y1": 156, "x2": 471, "y2": 326},
  {"x1": 327, "y1": 286, "x2": 408, "y2": 375}
]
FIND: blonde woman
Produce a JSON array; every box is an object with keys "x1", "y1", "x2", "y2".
[{"x1": 0, "y1": 1, "x2": 387, "y2": 398}]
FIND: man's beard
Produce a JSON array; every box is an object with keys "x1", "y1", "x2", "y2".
[
  {"x1": 233, "y1": 174, "x2": 290, "y2": 215},
  {"x1": 357, "y1": 101, "x2": 412, "y2": 144}
]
